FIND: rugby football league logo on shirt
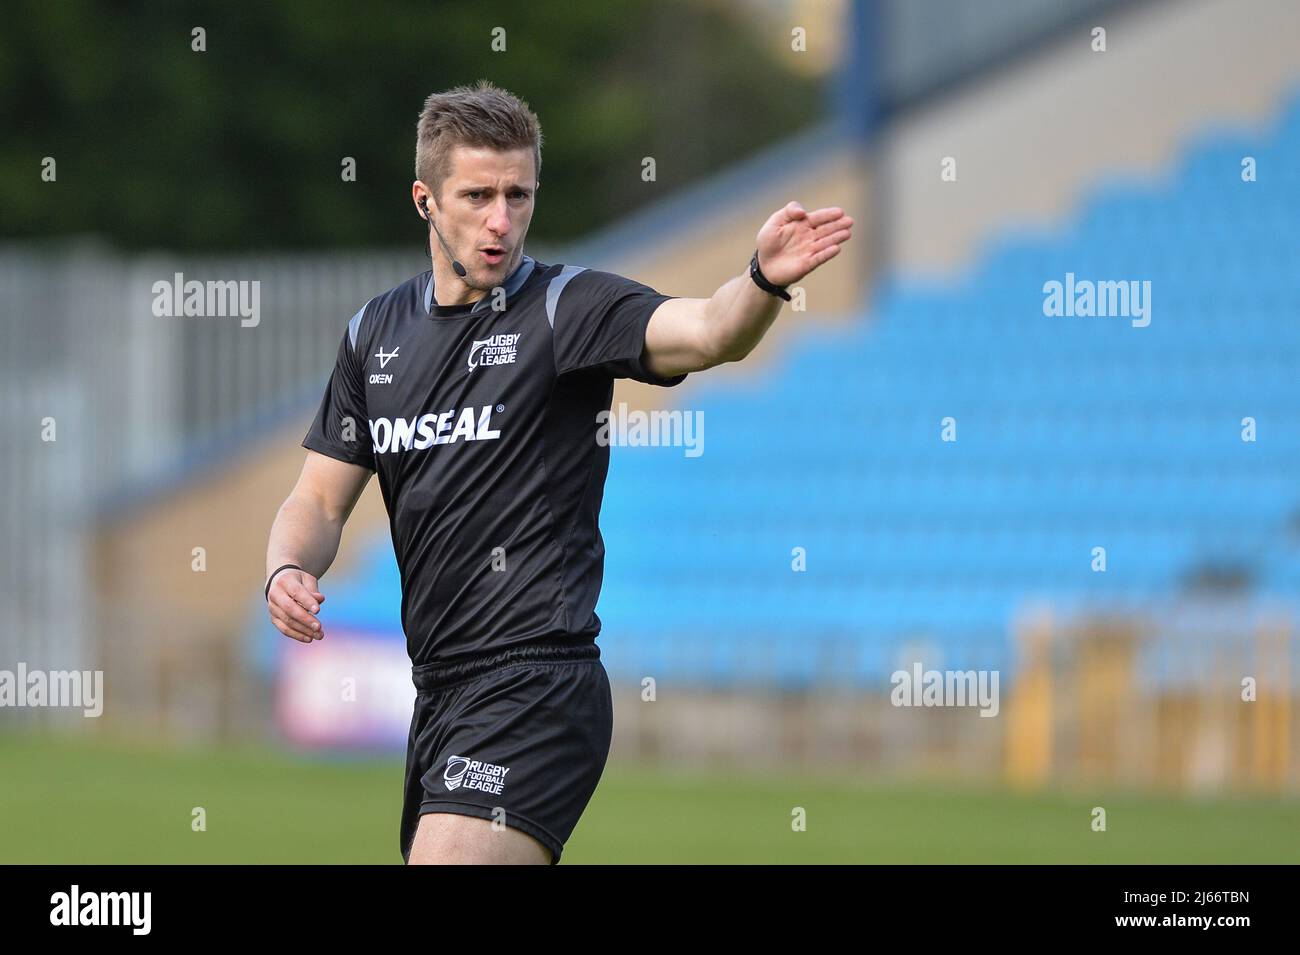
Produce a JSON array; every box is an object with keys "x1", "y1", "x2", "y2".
[{"x1": 467, "y1": 333, "x2": 520, "y2": 372}]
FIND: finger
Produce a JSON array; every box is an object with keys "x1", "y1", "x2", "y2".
[
  {"x1": 286, "y1": 580, "x2": 321, "y2": 615},
  {"x1": 812, "y1": 243, "x2": 843, "y2": 266},
  {"x1": 270, "y1": 608, "x2": 315, "y2": 643},
  {"x1": 273, "y1": 590, "x2": 322, "y2": 633},
  {"x1": 811, "y1": 215, "x2": 853, "y2": 238},
  {"x1": 277, "y1": 603, "x2": 322, "y2": 641},
  {"x1": 266, "y1": 600, "x2": 312, "y2": 639},
  {"x1": 295, "y1": 572, "x2": 324, "y2": 604},
  {"x1": 811, "y1": 220, "x2": 852, "y2": 242},
  {"x1": 275, "y1": 622, "x2": 313, "y2": 644},
  {"x1": 811, "y1": 228, "x2": 853, "y2": 252},
  {"x1": 805, "y1": 206, "x2": 844, "y2": 227},
  {"x1": 784, "y1": 201, "x2": 807, "y2": 219}
]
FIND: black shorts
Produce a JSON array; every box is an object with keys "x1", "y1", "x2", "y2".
[{"x1": 400, "y1": 640, "x2": 613, "y2": 864}]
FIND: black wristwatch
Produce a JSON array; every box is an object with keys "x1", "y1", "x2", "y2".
[{"x1": 749, "y1": 250, "x2": 791, "y2": 301}]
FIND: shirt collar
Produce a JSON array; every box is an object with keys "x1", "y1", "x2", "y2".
[{"x1": 424, "y1": 254, "x2": 536, "y2": 315}]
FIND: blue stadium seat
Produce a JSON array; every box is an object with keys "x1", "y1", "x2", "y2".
[{"x1": 312, "y1": 86, "x2": 1300, "y2": 689}]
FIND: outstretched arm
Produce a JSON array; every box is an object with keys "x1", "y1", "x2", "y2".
[{"x1": 643, "y1": 202, "x2": 853, "y2": 378}]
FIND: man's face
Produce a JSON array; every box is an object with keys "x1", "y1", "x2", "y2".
[{"x1": 422, "y1": 145, "x2": 537, "y2": 290}]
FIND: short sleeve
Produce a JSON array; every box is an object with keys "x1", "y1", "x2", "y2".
[
  {"x1": 552, "y1": 269, "x2": 688, "y2": 387},
  {"x1": 302, "y1": 316, "x2": 375, "y2": 470}
]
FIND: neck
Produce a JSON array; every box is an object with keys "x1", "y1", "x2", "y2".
[
  {"x1": 429, "y1": 251, "x2": 529, "y2": 308},
  {"x1": 429, "y1": 256, "x2": 486, "y2": 308}
]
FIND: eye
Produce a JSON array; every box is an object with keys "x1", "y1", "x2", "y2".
[{"x1": 468, "y1": 191, "x2": 483, "y2": 200}]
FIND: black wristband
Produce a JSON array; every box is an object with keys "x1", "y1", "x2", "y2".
[
  {"x1": 265, "y1": 563, "x2": 303, "y2": 602},
  {"x1": 749, "y1": 250, "x2": 791, "y2": 301}
]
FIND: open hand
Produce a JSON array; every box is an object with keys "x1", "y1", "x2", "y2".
[{"x1": 755, "y1": 201, "x2": 854, "y2": 288}]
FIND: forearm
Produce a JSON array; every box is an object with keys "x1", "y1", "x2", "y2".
[
  {"x1": 703, "y1": 268, "x2": 784, "y2": 364},
  {"x1": 266, "y1": 491, "x2": 346, "y2": 580}
]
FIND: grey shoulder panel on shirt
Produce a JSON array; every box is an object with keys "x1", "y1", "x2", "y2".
[
  {"x1": 545, "y1": 265, "x2": 589, "y2": 329},
  {"x1": 347, "y1": 301, "x2": 369, "y2": 351}
]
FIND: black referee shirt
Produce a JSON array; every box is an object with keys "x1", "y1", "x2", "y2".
[{"x1": 303, "y1": 256, "x2": 687, "y2": 665}]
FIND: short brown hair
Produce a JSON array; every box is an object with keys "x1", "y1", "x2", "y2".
[{"x1": 415, "y1": 80, "x2": 543, "y2": 203}]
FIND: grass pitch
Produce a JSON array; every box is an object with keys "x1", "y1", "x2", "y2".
[{"x1": 2, "y1": 732, "x2": 1295, "y2": 863}]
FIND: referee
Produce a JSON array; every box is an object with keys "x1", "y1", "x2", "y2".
[{"x1": 264, "y1": 80, "x2": 853, "y2": 864}]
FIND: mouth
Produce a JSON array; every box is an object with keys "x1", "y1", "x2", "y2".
[{"x1": 479, "y1": 246, "x2": 506, "y2": 266}]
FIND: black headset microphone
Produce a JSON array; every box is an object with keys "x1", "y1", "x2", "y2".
[{"x1": 420, "y1": 196, "x2": 467, "y2": 278}]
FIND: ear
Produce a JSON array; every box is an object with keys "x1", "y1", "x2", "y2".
[{"x1": 412, "y1": 181, "x2": 433, "y2": 220}]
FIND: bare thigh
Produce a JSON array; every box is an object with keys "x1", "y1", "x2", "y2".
[{"x1": 407, "y1": 811, "x2": 553, "y2": 865}]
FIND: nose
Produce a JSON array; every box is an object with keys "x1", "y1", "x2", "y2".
[{"x1": 487, "y1": 198, "x2": 511, "y2": 239}]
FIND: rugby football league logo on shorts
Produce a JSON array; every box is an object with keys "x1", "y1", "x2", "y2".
[{"x1": 443, "y1": 755, "x2": 511, "y2": 795}]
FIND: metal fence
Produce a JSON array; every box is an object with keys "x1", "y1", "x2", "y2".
[{"x1": 0, "y1": 240, "x2": 444, "y2": 698}]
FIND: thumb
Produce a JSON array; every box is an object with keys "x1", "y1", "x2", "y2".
[{"x1": 785, "y1": 201, "x2": 806, "y2": 219}]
